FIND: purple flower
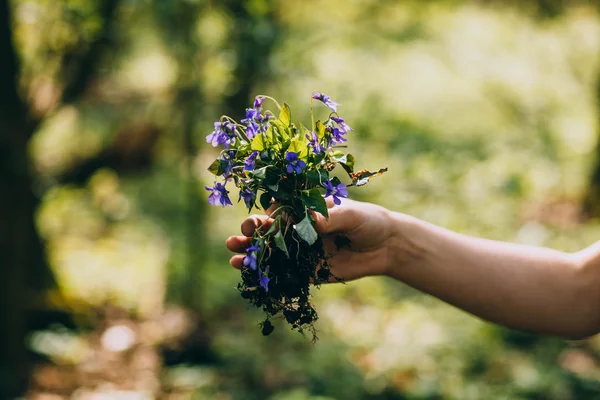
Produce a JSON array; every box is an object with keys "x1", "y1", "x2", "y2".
[
  {"x1": 205, "y1": 182, "x2": 233, "y2": 207},
  {"x1": 242, "y1": 99, "x2": 270, "y2": 139},
  {"x1": 206, "y1": 121, "x2": 237, "y2": 148},
  {"x1": 244, "y1": 108, "x2": 259, "y2": 121},
  {"x1": 245, "y1": 121, "x2": 260, "y2": 139},
  {"x1": 330, "y1": 127, "x2": 347, "y2": 145},
  {"x1": 306, "y1": 131, "x2": 326, "y2": 154},
  {"x1": 323, "y1": 180, "x2": 348, "y2": 205},
  {"x1": 285, "y1": 152, "x2": 306, "y2": 174},
  {"x1": 331, "y1": 116, "x2": 353, "y2": 133},
  {"x1": 312, "y1": 91, "x2": 340, "y2": 112},
  {"x1": 254, "y1": 96, "x2": 265, "y2": 109},
  {"x1": 259, "y1": 265, "x2": 270, "y2": 292},
  {"x1": 240, "y1": 188, "x2": 256, "y2": 209},
  {"x1": 243, "y1": 244, "x2": 262, "y2": 270},
  {"x1": 244, "y1": 151, "x2": 259, "y2": 171},
  {"x1": 222, "y1": 150, "x2": 236, "y2": 175}
]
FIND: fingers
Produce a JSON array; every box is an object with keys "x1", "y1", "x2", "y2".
[
  {"x1": 226, "y1": 235, "x2": 251, "y2": 253},
  {"x1": 230, "y1": 255, "x2": 244, "y2": 270},
  {"x1": 315, "y1": 198, "x2": 359, "y2": 235},
  {"x1": 241, "y1": 214, "x2": 273, "y2": 237}
]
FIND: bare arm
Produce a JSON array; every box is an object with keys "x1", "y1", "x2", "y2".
[{"x1": 387, "y1": 211, "x2": 600, "y2": 339}]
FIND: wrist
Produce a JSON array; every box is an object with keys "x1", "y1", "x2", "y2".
[{"x1": 383, "y1": 211, "x2": 428, "y2": 279}]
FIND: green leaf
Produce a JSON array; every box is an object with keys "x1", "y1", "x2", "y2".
[
  {"x1": 265, "y1": 215, "x2": 279, "y2": 236},
  {"x1": 252, "y1": 166, "x2": 268, "y2": 179},
  {"x1": 274, "y1": 229, "x2": 289, "y2": 258},
  {"x1": 306, "y1": 169, "x2": 329, "y2": 186},
  {"x1": 300, "y1": 188, "x2": 328, "y2": 218},
  {"x1": 251, "y1": 133, "x2": 266, "y2": 151},
  {"x1": 288, "y1": 137, "x2": 308, "y2": 159},
  {"x1": 316, "y1": 120, "x2": 326, "y2": 139},
  {"x1": 253, "y1": 166, "x2": 280, "y2": 191},
  {"x1": 264, "y1": 175, "x2": 279, "y2": 192},
  {"x1": 341, "y1": 154, "x2": 355, "y2": 174},
  {"x1": 331, "y1": 152, "x2": 356, "y2": 175},
  {"x1": 271, "y1": 120, "x2": 290, "y2": 141},
  {"x1": 260, "y1": 192, "x2": 272, "y2": 210},
  {"x1": 207, "y1": 159, "x2": 226, "y2": 175},
  {"x1": 294, "y1": 214, "x2": 318, "y2": 245},
  {"x1": 279, "y1": 103, "x2": 292, "y2": 126},
  {"x1": 330, "y1": 150, "x2": 346, "y2": 163}
]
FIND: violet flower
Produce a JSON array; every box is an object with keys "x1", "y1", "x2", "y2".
[
  {"x1": 330, "y1": 127, "x2": 347, "y2": 145},
  {"x1": 222, "y1": 150, "x2": 236, "y2": 175},
  {"x1": 331, "y1": 116, "x2": 353, "y2": 134},
  {"x1": 254, "y1": 96, "x2": 265, "y2": 108},
  {"x1": 205, "y1": 182, "x2": 233, "y2": 207},
  {"x1": 323, "y1": 179, "x2": 348, "y2": 205},
  {"x1": 285, "y1": 152, "x2": 306, "y2": 174},
  {"x1": 306, "y1": 131, "x2": 326, "y2": 154},
  {"x1": 240, "y1": 188, "x2": 256, "y2": 209},
  {"x1": 259, "y1": 265, "x2": 270, "y2": 292},
  {"x1": 244, "y1": 151, "x2": 259, "y2": 171},
  {"x1": 243, "y1": 244, "x2": 262, "y2": 270},
  {"x1": 206, "y1": 121, "x2": 237, "y2": 148},
  {"x1": 312, "y1": 91, "x2": 340, "y2": 112}
]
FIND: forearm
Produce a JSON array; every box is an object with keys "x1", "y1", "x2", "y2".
[{"x1": 386, "y1": 211, "x2": 600, "y2": 339}]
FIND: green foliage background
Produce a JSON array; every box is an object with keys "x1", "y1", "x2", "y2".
[{"x1": 7, "y1": 0, "x2": 600, "y2": 398}]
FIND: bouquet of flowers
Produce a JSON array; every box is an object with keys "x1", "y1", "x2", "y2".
[{"x1": 206, "y1": 92, "x2": 387, "y2": 339}]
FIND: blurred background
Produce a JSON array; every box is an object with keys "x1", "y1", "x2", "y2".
[{"x1": 2, "y1": 0, "x2": 600, "y2": 398}]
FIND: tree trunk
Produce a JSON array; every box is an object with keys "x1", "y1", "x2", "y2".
[
  {"x1": 0, "y1": 1, "x2": 55, "y2": 396},
  {"x1": 581, "y1": 70, "x2": 600, "y2": 219}
]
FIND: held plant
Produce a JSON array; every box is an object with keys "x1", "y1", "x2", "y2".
[{"x1": 206, "y1": 92, "x2": 387, "y2": 340}]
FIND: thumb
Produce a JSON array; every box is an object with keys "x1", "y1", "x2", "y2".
[{"x1": 314, "y1": 198, "x2": 359, "y2": 235}]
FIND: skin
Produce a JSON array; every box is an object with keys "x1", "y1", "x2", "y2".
[{"x1": 226, "y1": 198, "x2": 600, "y2": 340}]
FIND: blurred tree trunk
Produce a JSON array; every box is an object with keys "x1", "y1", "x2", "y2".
[
  {"x1": 0, "y1": 1, "x2": 51, "y2": 396},
  {"x1": 581, "y1": 71, "x2": 600, "y2": 219},
  {"x1": 223, "y1": 0, "x2": 282, "y2": 121},
  {"x1": 0, "y1": 0, "x2": 120, "y2": 395}
]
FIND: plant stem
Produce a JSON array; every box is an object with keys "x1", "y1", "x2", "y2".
[{"x1": 255, "y1": 95, "x2": 282, "y2": 110}]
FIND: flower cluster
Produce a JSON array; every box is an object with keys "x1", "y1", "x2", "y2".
[{"x1": 206, "y1": 92, "x2": 386, "y2": 339}]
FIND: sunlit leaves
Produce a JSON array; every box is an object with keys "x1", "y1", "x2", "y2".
[{"x1": 279, "y1": 103, "x2": 292, "y2": 126}]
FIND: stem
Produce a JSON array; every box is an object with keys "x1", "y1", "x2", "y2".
[
  {"x1": 310, "y1": 96, "x2": 315, "y2": 132},
  {"x1": 255, "y1": 95, "x2": 282, "y2": 110},
  {"x1": 220, "y1": 115, "x2": 251, "y2": 143}
]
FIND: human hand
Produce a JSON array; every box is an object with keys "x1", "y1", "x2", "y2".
[{"x1": 225, "y1": 198, "x2": 396, "y2": 281}]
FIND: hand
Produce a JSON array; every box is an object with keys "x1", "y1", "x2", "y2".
[{"x1": 225, "y1": 198, "x2": 396, "y2": 281}]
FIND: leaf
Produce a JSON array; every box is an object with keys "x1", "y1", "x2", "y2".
[
  {"x1": 330, "y1": 151, "x2": 356, "y2": 175},
  {"x1": 260, "y1": 192, "x2": 272, "y2": 210},
  {"x1": 288, "y1": 137, "x2": 308, "y2": 159},
  {"x1": 294, "y1": 214, "x2": 318, "y2": 245},
  {"x1": 271, "y1": 120, "x2": 290, "y2": 141},
  {"x1": 340, "y1": 154, "x2": 355, "y2": 174},
  {"x1": 300, "y1": 188, "x2": 328, "y2": 218},
  {"x1": 265, "y1": 216, "x2": 279, "y2": 236},
  {"x1": 274, "y1": 229, "x2": 289, "y2": 258},
  {"x1": 306, "y1": 169, "x2": 329, "y2": 186},
  {"x1": 251, "y1": 133, "x2": 266, "y2": 151},
  {"x1": 279, "y1": 103, "x2": 292, "y2": 126},
  {"x1": 207, "y1": 159, "x2": 226, "y2": 175},
  {"x1": 253, "y1": 166, "x2": 280, "y2": 191},
  {"x1": 350, "y1": 168, "x2": 389, "y2": 186},
  {"x1": 315, "y1": 120, "x2": 326, "y2": 139},
  {"x1": 252, "y1": 166, "x2": 268, "y2": 179}
]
